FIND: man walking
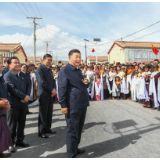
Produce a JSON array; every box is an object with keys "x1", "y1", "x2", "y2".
[
  {"x1": 36, "y1": 54, "x2": 57, "y2": 138},
  {"x1": 4, "y1": 57, "x2": 31, "y2": 148},
  {"x1": 58, "y1": 49, "x2": 89, "y2": 158}
]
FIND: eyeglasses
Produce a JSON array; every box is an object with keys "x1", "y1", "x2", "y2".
[{"x1": 12, "y1": 62, "x2": 20, "y2": 65}]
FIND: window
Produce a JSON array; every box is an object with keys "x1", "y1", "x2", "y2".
[{"x1": 128, "y1": 49, "x2": 160, "y2": 62}]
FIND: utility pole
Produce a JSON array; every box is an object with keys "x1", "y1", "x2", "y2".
[
  {"x1": 84, "y1": 39, "x2": 89, "y2": 64},
  {"x1": 27, "y1": 17, "x2": 42, "y2": 65},
  {"x1": 44, "y1": 41, "x2": 51, "y2": 54},
  {"x1": 85, "y1": 43, "x2": 87, "y2": 64}
]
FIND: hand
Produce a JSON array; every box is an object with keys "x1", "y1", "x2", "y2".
[
  {"x1": 6, "y1": 104, "x2": 11, "y2": 111},
  {"x1": 20, "y1": 100, "x2": 26, "y2": 103},
  {"x1": 24, "y1": 95, "x2": 30, "y2": 103},
  {"x1": 61, "y1": 108, "x2": 68, "y2": 115},
  {"x1": 0, "y1": 99, "x2": 10, "y2": 110},
  {"x1": 82, "y1": 78, "x2": 88, "y2": 85},
  {"x1": 51, "y1": 89, "x2": 57, "y2": 97}
]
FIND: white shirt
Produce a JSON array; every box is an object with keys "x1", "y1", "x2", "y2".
[
  {"x1": 109, "y1": 71, "x2": 116, "y2": 81},
  {"x1": 85, "y1": 70, "x2": 94, "y2": 77}
]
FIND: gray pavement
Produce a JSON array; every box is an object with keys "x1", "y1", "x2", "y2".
[{"x1": 10, "y1": 99, "x2": 160, "y2": 158}]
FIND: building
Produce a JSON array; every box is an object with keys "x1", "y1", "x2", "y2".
[
  {"x1": 27, "y1": 57, "x2": 42, "y2": 64},
  {"x1": 87, "y1": 56, "x2": 108, "y2": 64},
  {"x1": 52, "y1": 60, "x2": 68, "y2": 65},
  {"x1": 108, "y1": 41, "x2": 160, "y2": 63},
  {"x1": 0, "y1": 43, "x2": 27, "y2": 64}
]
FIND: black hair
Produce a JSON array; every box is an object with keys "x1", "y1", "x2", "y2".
[
  {"x1": 154, "y1": 59, "x2": 159, "y2": 62},
  {"x1": 43, "y1": 54, "x2": 52, "y2": 60},
  {"x1": 21, "y1": 63, "x2": 27, "y2": 67},
  {"x1": 4, "y1": 58, "x2": 9, "y2": 64},
  {"x1": 8, "y1": 56, "x2": 19, "y2": 65},
  {"x1": 68, "y1": 49, "x2": 81, "y2": 56}
]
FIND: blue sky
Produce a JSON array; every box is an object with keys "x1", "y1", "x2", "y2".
[{"x1": 0, "y1": 2, "x2": 160, "y2": 60}]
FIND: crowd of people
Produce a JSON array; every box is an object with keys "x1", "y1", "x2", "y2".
[
  {"x1": 79, "y1": 59, "x2": 160, "y2": 110},
  {"x1": 1, "y1": 51, "x2": 160, "y2": 157}
]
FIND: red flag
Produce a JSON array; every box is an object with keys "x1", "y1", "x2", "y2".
[
  {"x1": 152, "y1": 45, "x2": 159, "y2": 55},
  {"x1": 92, "y1": 49, "x2": 95, "y2": 52}
]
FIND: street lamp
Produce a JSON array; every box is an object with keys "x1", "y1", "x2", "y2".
[
  {"x1": 94, "y1": 38, "x2": 101, "y2": 64},
  {"x1": 84, "y1": 39, "x2": 89, "y2": 64}
]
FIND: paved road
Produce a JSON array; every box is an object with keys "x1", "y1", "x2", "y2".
[{"x1": 10, "y1": 99, "x2": 160, "y2": 158}]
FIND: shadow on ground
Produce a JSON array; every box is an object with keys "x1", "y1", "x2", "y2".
[{"x1": 10, "y1": 122, "x2": 106, "y2": 158}]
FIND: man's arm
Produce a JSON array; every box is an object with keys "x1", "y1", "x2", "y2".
[
  {"x1": 4, "y1": 73, "x2": 26, "y2": 100},
  {"x1": 36, "y1": 68, "x2": 53, "y2": 93},
  {"x1": 58, "y1": 68, "x2": 68, "y2": 108}
]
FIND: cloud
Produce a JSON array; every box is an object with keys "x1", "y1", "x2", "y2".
[{"x1": 1, "y1": 2, "x2": 160, "y2": 62}]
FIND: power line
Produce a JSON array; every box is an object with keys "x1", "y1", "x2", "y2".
[
  {"x1": 97, "y1": 20, "x2": 160, "y2": 46},
  {"x1": 0, "y1": 22, "x2": 31, "y2": 29},
  {"x1": 130, "y1": 29, "x2": 160, "y2": 42},
  {"x1": 21, "y1": 2, "x2": 32, "y2": 17},
  {"x1": 28, "y1": 2, "x2": 37, "y2": 17},
  {"x1": 14, "y1": 2, "x2": 32, "y2": 26},
  {"x1": 28, "y1": 2, "x2": 49, "y2": 42},
  {"x1": 34, "y1": 2, "x2": 51, "y2": 42},
  {"x1": 38, "y1": 24, "x2": 95, "y2": 45},
  {"x1": 22, "y1": 26, "x2": 33, "y2": 47},
  {"x1": 15, "y1": 2, "x2": 28, "y2": 17},
  {"x1": 38, "y1": 26, "x2": 107, "y2": 50}
]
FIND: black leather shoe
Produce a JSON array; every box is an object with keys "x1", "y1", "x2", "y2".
[
  {"x1": 16, "y1": 141, "x2": 30, "y2": 148},
  {"x1": 27, "y1": 112, "x2": 33, "y2": 114},
  {"x1": 152, "y1": 107, "x2": 157, "y2": 110},
  {"x1": 9, "y1": 146, "x2": 17, "y2": 153},
  {"x1": 45, "y1": 130, "x2": 57, "y2": 134},
  {"x1": 38, "y1": 134, "x2": 49, "y2": 138},
  {"x1": 77, "y1": 148, "x2": 85, "y2": 154},
  {"x1": 0, "y1": 153, "x2": 11, "y2": 158}
]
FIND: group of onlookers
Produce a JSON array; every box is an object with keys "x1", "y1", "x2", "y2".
[{"x1": 1, "y1": 53, "x2": 160, "y2": 157}]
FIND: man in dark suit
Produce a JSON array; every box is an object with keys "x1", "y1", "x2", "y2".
[
  {"x1": 2, "y1": 58, "x2": 9, "y2": 76},
  {"x1": 21, "y1": 63, "x2": 33, "y2": 114},
  {"x1": 4, "y1": 56, "x2": 31, "y2": 149},
  {"x1": 36, "y1": 54, "x2": 57, "y2": 138},
  {"x1": 58, "y1": 49, "x2": 89, "y2": 158}
]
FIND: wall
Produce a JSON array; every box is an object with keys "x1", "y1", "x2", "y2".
[
  {"x1": 108, "y1": 44, "x2": 125, "y2": 63},
  {"x1": 14, "y1": 48, "x2": 26, "y2": 63}
]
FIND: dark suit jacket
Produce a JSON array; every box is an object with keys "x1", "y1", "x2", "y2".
[
  {"x1": 0, "y1": 76, "x2": 11, "y2": 103},
  {"x1": 58, "y1": 63, "x2": 89, "y2": 109},
  {"x1": 4, "y1": 70, "x2": 31, "y2": 106},
  {"x1": 2, "y1": 66, "x2": 9, "y2": 76},
  {"x1": 36, "y1": 64, "x2": 56, "y2": 97}
]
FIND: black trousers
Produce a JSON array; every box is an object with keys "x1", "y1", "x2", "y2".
[
  {"x1": 65, "y1": 107, "x2": 87, "y2": 158},
  {"x1": 7, "y1": 104, "x2": 27, "y2": 144},
  {"x1": 38, "y1": 96, "x2": 53, "y2": 134}
]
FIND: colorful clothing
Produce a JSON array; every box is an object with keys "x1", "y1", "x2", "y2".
[
  {"x1": 94, "y1": 78, "x2": 101, "y2": 101},
  {"x1": 0, "y1": 76, "x2": 12, "y2": 153}
]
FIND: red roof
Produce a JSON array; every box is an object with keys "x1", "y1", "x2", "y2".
[
  {"x1": 0, "y1": 43, "x2": 21, "y2": 51},
  {"x1": 108, "y1": 41, "x2": 160, "y2": 55}
]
